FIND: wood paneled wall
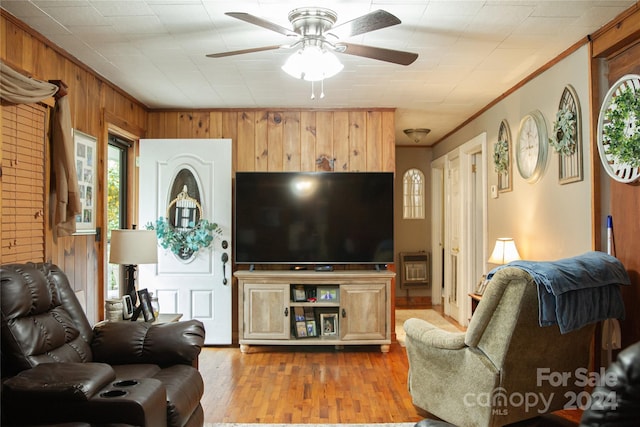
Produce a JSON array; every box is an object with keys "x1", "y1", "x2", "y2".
[
  {"x1": 590, "y1": 5, "x2": 640, "y2": 355},
  {"x1": 1, "y1": 10, "x2": 396, "y2": 326},
  {"x1": 146, "y1": 110, "x2": 396, "y2": 173},
  {"x1": 1, "y1": 10, "x2": 148, "y2": 323}
]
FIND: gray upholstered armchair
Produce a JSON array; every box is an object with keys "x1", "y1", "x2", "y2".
[{"x1": 404, "y1": 265, "x2": 600, "y2": 427}]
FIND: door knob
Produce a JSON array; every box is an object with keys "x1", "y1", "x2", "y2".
[{"x1": 221, "y1": 252, "x2": 229, "y2": 285}]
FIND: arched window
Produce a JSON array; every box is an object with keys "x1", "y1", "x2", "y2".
[{"x1": 403, "y1": 168, "x2": 425, "y2": 219}]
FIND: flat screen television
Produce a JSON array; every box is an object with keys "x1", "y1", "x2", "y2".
[{"x1": 234, "y1": 172, "x2": 394, "y2": 266}]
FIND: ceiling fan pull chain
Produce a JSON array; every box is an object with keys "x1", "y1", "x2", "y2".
[
  {"x1": 320, "y1": 78, "x2": 325, "y2": 99},
  {"x1": 311, "y1": 81, "x2": 315, "y2": 99}
]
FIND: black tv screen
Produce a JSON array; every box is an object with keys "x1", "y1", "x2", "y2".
[{"x1": 234, "y1": 172, "x2": 394, "y2": 266}]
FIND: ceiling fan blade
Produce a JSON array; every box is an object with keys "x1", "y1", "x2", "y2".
[
  {"x1": 338, "y1": 42, "x2": 418, "y2": 66},
  {"x1": 206, "y1": 45, "x2": 283, "y2": 58},
  {"x1": 329, "y1": 10, "x2": 400, "y2": 38},
  {"x1": 225, "y1": 12, "x2": 297, "y2": 37}
]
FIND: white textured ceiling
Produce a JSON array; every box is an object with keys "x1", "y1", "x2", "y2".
[{"x1": 1, "y1": 0, "x2": 636, "y2": 145}]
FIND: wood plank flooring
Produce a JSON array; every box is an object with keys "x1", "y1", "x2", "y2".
[
  {"x1": 198, "y1": 307, "x2": 582, "y2": 425},
  {"x1": 199, "y1": 343, "x2": 423, "y2": 424}
]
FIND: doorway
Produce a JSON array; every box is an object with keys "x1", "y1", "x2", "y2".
[
  {"x1": 431, "y1": 133, "x2": 487, "y2": 325},
  {"x1": 106, "y1": 134, "x2": 131, "y2": 301},
  {"x1": 138, "y1": 139, "x2": 232, "y2": 344}
]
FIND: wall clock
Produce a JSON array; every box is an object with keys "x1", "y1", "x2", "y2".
[
  {"x1": 596, "y1": 74, "x2": 640, "y2": 184},
  {"x1": 516, "y1": 110, "x2": 548, "y2": 184}
]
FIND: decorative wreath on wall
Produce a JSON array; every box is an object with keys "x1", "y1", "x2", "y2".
[
  {"x1": 549, "y1": 108, "x2": 577, "y2": 156},
  {"x1": 602, "y1": 83, "x2": 640, "y2": 167},
  {"x1": 493, "y1": 138, "x2": 509, "y2": 174},
  {"x1": 597, "y1": 74, "x2": 640, "y2": 184},
  {"x1": 146, "y1": 217, "x2": 220, "y2": 258}
]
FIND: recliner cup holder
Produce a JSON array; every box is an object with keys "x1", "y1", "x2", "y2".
[
  {"x1": 100, "y1": 389, "x2": 128, "y2": 398},
  {"x1": 113, "y1": 379, "x2": 138, "y2": 387}
]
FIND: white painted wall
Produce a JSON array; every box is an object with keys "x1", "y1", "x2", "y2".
[{"x1": 432, "y1": 45, "x2": 593, "y2": 263}]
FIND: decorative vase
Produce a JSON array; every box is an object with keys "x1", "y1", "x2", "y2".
[{"x1": 105, "y1": 298, "x2": 124, "y2": 322}]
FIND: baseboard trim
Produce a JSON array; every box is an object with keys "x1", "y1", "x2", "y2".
[{"x1": 396, "y1": 296, "x2": 432, "y2": 308}]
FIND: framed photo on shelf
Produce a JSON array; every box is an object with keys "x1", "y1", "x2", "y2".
[
  {"x1": 320, "y1": 313, "x2": 338, "y2": 336},
  {"x1": 317, "y1": 286, "x2": 338, "y2": 301},
  {"x1": 474, "y1": 275, "x2": 490, "y2": 296},
  {"x1": 306, "y1": 320, "x2": 317, "y2": 337},
  {"x1": 293, "y1": 285, "x2": 307, "y2": 302},
  {"x1": 295, "y1": 321, "x2": 308, "y2": 337},
  {"x1": 72, "y1": 129, "x2": 97, "y2": 235},
  {"x1": 137, "y1": 288, "x2": 156, "y2": 322}
]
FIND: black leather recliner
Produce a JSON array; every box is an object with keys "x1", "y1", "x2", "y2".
[
  {"x1": 579, "y1": 340, "x2": 640, "y2": 427},
  {"x1": 1, "y1": 262, "x2": 206, "y2": 427}
]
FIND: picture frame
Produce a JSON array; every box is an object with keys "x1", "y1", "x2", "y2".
[
  {"x1": 293, "y1": 285, "x2": 307, "y2": 302},
  {"x1": 122, "y1": 295, "x2": 134, "y2": 319},
  {"x1": 295, "y1": 321, "x2": 308, "y2": 337},
  {"x1": 474, "y1": 275, "x2": 490, "y2": 296},
  {"x1": 306, "y1": 320, "x2": 317, "y2": 337},
  {"x1": 137, "y1": 288, "x2": 156, "y2": 322},
  {"x1": 317, "y1": 286, "x2": 338, "y2": 302},
  {"x1": 320, "y1": 313, "x2": 338, "y2": 336},
  {"x1": 73, "y1": 129, "x2": 97, "y2": 235}
]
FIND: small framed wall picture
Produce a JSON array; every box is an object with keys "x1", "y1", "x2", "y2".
[
  {"x1": 137, "y1": 288, "x2": 156, "y2": 322},
  {"x1": 73, "y1": 129, "x2": 97, "y2": 234},
  {"x1": 320, "y1": 313, "x2": 338, "y2": 336}
]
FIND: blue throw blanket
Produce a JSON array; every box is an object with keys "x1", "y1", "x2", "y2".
[{"x1": 487, "y1": 251, "x2": 630, "y2": 334}]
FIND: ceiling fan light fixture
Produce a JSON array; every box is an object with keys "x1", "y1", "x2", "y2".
[
  {"x1": 282, "y1": 45, "x2": 343, "y2": 82},
  {"x1": 404, "y1": 128, "x2": 431, "y2": 144}
]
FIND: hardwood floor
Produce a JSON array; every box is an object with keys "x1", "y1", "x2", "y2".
[
  {"x1": 199, "y1": 342, "x2": 424, "y2": 424},
  {"x1": 198, "y1": 308, "x2": 582, "y2": 425}
]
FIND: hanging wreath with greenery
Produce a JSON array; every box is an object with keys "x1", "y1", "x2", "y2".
[
  {"x1": 549, "y1": 108, "x2": 577, "y2": 156},
  {"x1": 493, "y1": 138, "x2": 509, "y2": 174},
  {"x1": 602, "y1": 84, "x2": 640, "y2": 168},
  {"x1": 146, "y1": 217, "x2": 220, "y2": 259}
]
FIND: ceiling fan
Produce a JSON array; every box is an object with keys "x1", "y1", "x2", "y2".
[{"x1": 206, "y1": 7, "x2": 418, "y2": 67}]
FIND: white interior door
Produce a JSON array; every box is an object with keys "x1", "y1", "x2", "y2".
[
  {"x1": 430, "y1": 158, "x2": 445, "y2": 305},
  {"x1": 444, "y1": 154, "x2": 462, "y2": 321},
  {"x1": 138, "y1": 139, "x2": 232, "y2": 344}
]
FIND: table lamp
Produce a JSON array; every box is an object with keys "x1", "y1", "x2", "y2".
[
  {"x1": 488, "y1": 237, "x2": 521, "y2": 265},
  {"x1": 109, "y1": 228, "x2": 158, "y2": 307}
]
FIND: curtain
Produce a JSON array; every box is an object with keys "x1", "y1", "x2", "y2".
[
  {"x1": 0, "y1": 60, "x2": 58, "y2": 102},
  {"x1": 1, "y1": 60, "x2": 81, "y2": 236}
]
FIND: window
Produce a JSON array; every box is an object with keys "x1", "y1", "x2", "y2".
[
  {"x1": 1, "y1": 103, "x2": 47, "y2": 263},
  {"x1": 106, "y1": 135, "x2": 130, "y2": 299},
  {"x1": 403, "y1": 168, "x2": 425, "y2": 219}
]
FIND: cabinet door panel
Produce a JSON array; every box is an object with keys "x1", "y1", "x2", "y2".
[
  {"x1": 340, "y1": 284, "x2": 387, "y2": 340},
  {"x1": 244, "y1": 283, "x2": 289, "y2": 339}
]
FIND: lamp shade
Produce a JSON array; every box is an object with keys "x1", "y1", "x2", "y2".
[
  {"x1": 282, "y1": 46, "x2": 343, "y2": 82},
  {"x1": 109, "y1": 229, "x2": 158, "y2": 265},
  {"x1": 488, "y1": 238, "x2": 521, "y2": 265},
  {"x1": 403, "y1": 128, "x2": 431, "y2": 144}
]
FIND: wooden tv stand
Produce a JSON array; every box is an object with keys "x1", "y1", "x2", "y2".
[{"x1": 234, "y1": 270, "x2": 395, "y2": 353}]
